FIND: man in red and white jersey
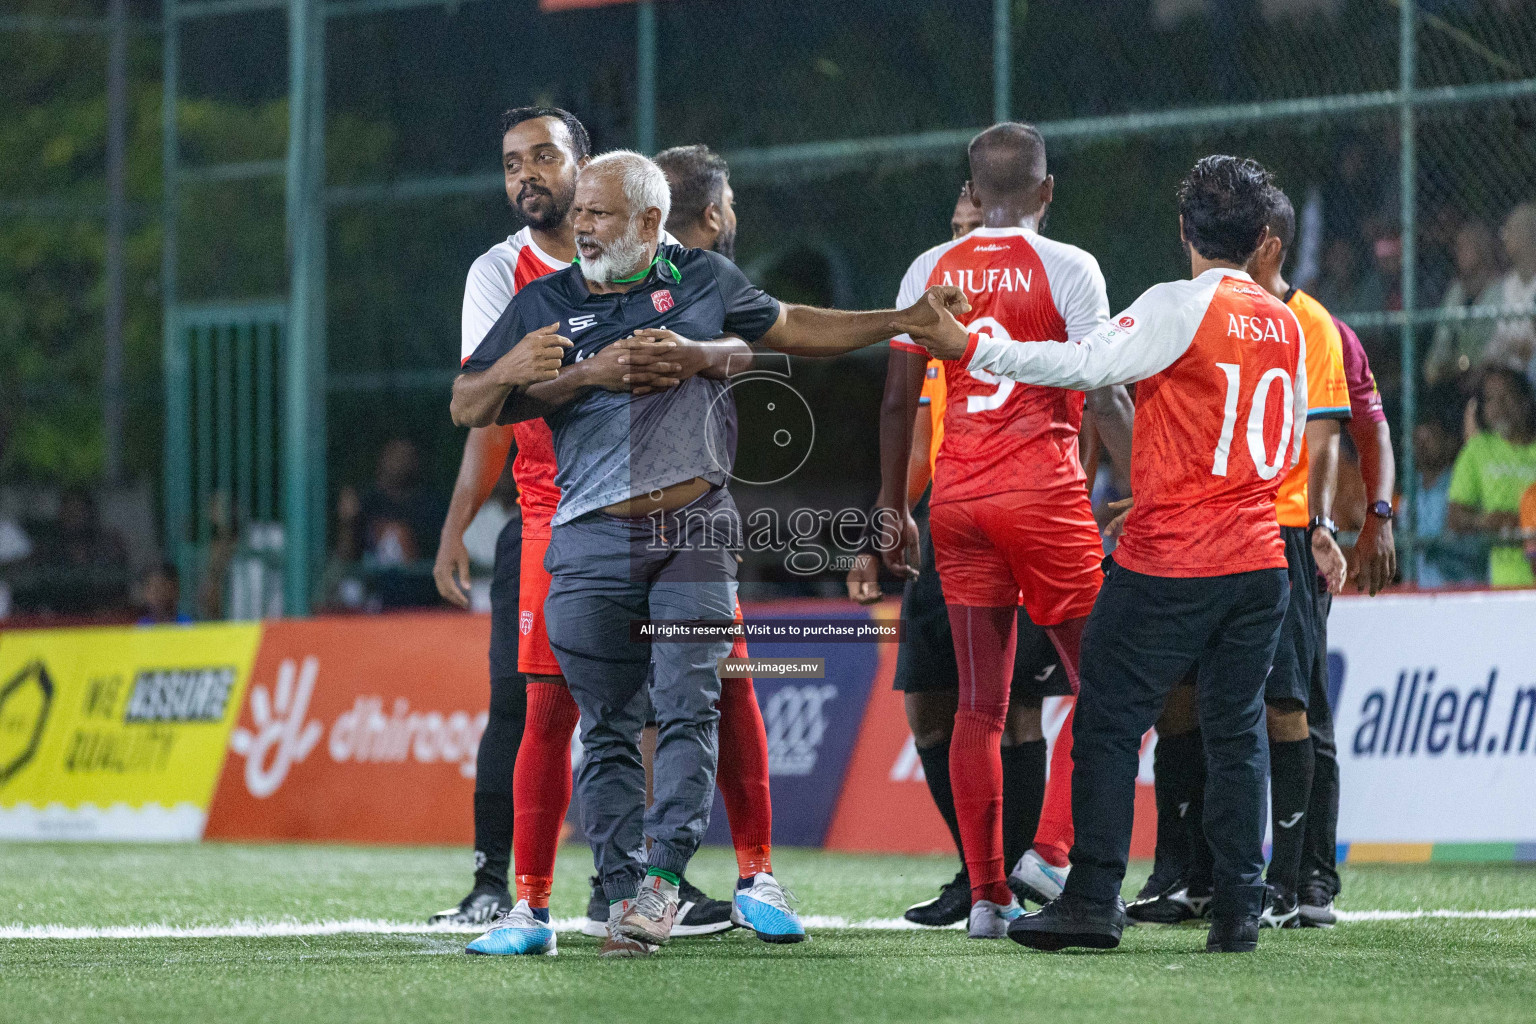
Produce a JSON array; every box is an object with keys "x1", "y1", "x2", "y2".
[
  {"x1": 899, "y1": 156, "x2": 1306, "y2": 953},
  {"x1": 875, "y1": 124, "x2": 1132, "y2": 937}
]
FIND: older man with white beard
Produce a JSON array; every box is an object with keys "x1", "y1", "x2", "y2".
[{"x1": 453, "y1": 150, "x2": 967, "y2": 951}]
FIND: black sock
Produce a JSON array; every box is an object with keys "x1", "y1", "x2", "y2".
[
  {"x1": 471, "y1": 674, "x2": 526, "y2": 894},
  {"x1": 472, "y1": 791, "x2": 514, "y2": 893},
  {"x1": 1149, "y1": 729, "x2": 1204, "y2": 889},
  {"x1": 1266, "y1": 738, "x2": 1315, "y2": 895},
  {"x1": 1303, "y1": 722, "x2": 1341, "y2": 896},
  {"x1": 1000, "y1": 738, "x2": 1047, "y2": 875},
  {"x1": 916, "y1": 740, "x2": 965, "y2": 870}
]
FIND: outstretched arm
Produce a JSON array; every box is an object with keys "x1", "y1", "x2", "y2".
[{"x1": 757, "y1": 286, "x2": 970, "y2": 358}]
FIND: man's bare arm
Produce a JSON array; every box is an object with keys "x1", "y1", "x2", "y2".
[
  {"x1": 450, "y1": 322, "x2": 570, "y2": 427},
  {"x1": 757, "y1": 286, "x2": 970, "y2": 358},
  {"x1": 872, "y1": 346, "x2": 928, "y2": 578},
  {"x1": 1306, "y1": 418, "x2": 1347, "y2": 593},
  {"x1": 1348, "y1": 416, "x2": 1397, "y2": 594},
  {"x1": 1085, "y1": 385, "x2": 1134, "y2": 489}
]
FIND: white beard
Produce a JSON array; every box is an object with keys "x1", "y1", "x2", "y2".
[{"x1": 579, "y1": 218, "x2": 651, "y2": 285}]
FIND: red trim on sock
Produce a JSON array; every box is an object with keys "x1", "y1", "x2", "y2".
[
  {"x1": 516, "y1": 873, "x2": 553, "y2": 909},
  {"x1": 717, "y1": 677, "x2": 774, "y2": 879},
  {"x1": 513, "y1": 682, "x2": 581, "y2": 896}
]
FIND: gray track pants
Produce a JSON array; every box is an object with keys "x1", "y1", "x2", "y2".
[{"x1": 544, "y1": 487, "x2": 739, "y2": 901}]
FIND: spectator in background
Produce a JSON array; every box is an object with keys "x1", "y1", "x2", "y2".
[
  {"x1": 1486, "y1": 202, "x2": 1536, "y2": 376},
  {"x1": 1425, "y1": 219, "x2": 1503, "y2": 386},
  {"x1": 335, "y1": 438, "x2": 446, "y2": 608},
  {"x1": 14, "y1": 488, "x2": 131, "y2": 617},
  {"x1": 136, "y1": 562, "x2": 192, "y2": 625},
  {"x1": 1522, "y1": 482, "x2": 1536, "y2": 577},
  {"x1": 1412, "y1": 398, "x2": 1483, "y2": 587},
  {"x1": 1351, "y1": 234, "x2": 1403, "y2": 315},
  {"x1": 1313, "y1": 237, "x2": 1361, "y2": 314},
  {"x1": 1447, "y1": 367, "x2": 1536, "y2": 587}
]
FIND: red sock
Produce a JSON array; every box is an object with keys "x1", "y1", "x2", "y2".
[
  {"x1": 947, "y1": 604, "x2": 1017, "y2": 906},
  {"x1": 1033, "y1": 700, "x2": 1075, "y2": 868},
  {"x1": 513, "y1": 682, "x2": 581, "y2": 908},
  {"x1": 1033, "y1": 617, "x2": 1087, "y2": 868},
  {"x1": 717, "y1": 676, "x2": 773, "y2": 878}
]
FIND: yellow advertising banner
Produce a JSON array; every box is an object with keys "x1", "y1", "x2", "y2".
[{"x1": 0, "y1": 623, "x2": 261, "y2": 840}]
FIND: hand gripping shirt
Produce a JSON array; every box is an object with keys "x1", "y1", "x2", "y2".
[{"x1": 462, "y1": 243, "x2": 781, "y2": 526}]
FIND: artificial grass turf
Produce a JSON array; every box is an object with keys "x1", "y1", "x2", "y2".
[{"x1": 4, "y1": 843, "x2": 1535, "y2": 1024}]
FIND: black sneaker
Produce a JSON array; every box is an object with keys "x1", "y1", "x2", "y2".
[
  {"x1": 1007, "y1": 893, "x2": 1126, "y2": 951},
  {"x1": 1206, "y1": 913, "x2": 1260, "y2": 952},
  {"x1": 427, "y1": 886, "x2": 511, "y2": 926},
  {"x1": 581, "y1": 876, "x2": 609, "y2": 938},
  {"x1": 1297, "y1": 881, "x2": 1338, "y2": 929},
  {"x1": 673, "y1": 875, "x2": 736, "y2": 937},
  {"x1": 1126, "y1": 880, "x2": 1212, "y2": 926},
  {"x1": 906, "y1": 870, "x2": 971, "y2": 927},
  {"x1": 1259, "y1": 884, "x2": 1301, "y2": 929}
]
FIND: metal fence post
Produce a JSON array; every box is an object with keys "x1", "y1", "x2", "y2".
[
  {"x1": 285, "y1": 0, "x2": 326, "y2": 616},
  {"x1": 160, "y1": 0, "x2": 193, "y2": 612},
  {"x1": 993, "y1": 0, "x2": 1010, "y2": 124},
  {"x1": 637, "y1": 0, "x2": 656, "y2": 153},
  {"x1": 104, "y1": 0, "x2": 127, "y2": 486},
  {"x1": 1399, "y1": 0, "x2": 1418, "y2": 578}
]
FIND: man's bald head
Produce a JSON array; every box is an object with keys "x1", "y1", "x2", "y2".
[{"x1": 967, "y1": 122, "x2": 1048, "y2": 199}]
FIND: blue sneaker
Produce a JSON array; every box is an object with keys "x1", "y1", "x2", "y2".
[
  {"x1": 465, "y1": 899, "x2": 557, "y2": 956},
  {"x1": 731, "y1": 872, "x2": 806, "y2": 944}
]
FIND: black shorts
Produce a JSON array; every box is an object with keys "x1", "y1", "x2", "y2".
[
  {"x1": 1266, "y1": 525, "x2": 1325, "y2": 710},
  {"x1": 487, "y1": 514, "x2": 524, "y2": 685},
  {"x1": 893, "y1": 500, "x2": 1071, "y2": 703}
]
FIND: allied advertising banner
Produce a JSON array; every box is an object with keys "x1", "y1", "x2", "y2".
[
  {"x1": 0, "y1": 623, "x2": 260, "y2": 840},
  {"x1": 204, "y1": 615, "x2": 492, "y2": 844},
  {"x1": 1329, "y1": 591, "x2": 1536, "y2": 855}
]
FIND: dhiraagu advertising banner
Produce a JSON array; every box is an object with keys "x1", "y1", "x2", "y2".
[
  {"x1": 1330, "y1": 590, "x2": 1536, "y2": 861},
  {"x1": 0, "y1": 623, "x2": 260, "y2": 841}
]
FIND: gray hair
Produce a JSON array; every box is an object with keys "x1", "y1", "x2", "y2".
[{"x1": 583, "y1": 150, "x2": 671, "y2": 226}]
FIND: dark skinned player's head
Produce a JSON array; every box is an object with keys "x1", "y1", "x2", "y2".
[
  {"x1": 1176, "y1": 155, "x2": 1276, "y2": 265},
  {"x1": 499, "y1": 106, "x2": 592, "y2": 231},
  {"x1": 966, "y1": 122, "x2": 1053, "y2": 222},
  {"x1": 1246, "y1": 186, "x2": 1296, "y2": 283}
]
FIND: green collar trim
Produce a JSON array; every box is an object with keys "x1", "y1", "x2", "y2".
[{"x1": 573, "y1": 251, "x2": 681, "y2": 285}]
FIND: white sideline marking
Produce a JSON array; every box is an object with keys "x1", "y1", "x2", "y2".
[{"x1": 2, "y1": 910, "x2": 1534, "y2": 940}]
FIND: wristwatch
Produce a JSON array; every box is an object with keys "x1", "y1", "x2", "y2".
[
  {"x1": 1368, "y1": 500, "x2": 1395, "y2": 520},
  {"x1": 1307, "y1": 515, "x2": 1338, "y2": 540}
]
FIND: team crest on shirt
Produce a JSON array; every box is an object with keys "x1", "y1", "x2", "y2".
[
  {"x1": 520, "y1": 611, "x2": 534, "y2": 636},
  {"x1": 1117, "y1": 316, "x2": 1135, "y2": 329},
  {"x1": 651, "y1": 289, "x2": 675, "y2": 313}
]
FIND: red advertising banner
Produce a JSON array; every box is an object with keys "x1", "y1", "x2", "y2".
[{"x1": 204, "y1": 615, "x2": 492, "y2": 844}]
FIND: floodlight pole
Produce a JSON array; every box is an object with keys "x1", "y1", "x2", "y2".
[
  {"x1": 284, "y1": 0, "x2": 327, "y2": 615},
  {"x1": 993, "y1": 0, "x2": 1010, "y2": 123},
  {"x1": 1399, "y1": 0, "x2": 1418, "y2": 576},
  {"x1": 637, "y1": 0, "x2": 656, "y2": 153}
]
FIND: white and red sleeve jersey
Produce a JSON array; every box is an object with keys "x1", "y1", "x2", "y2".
[
  {"x1": 460, "y1": 227, "x2": 567, "y2": 537},
  {"x1": 892, "y1": 226, "x2": 1110, "y2": 503},
  {"x1": 965, "y1": 268, "x2": 1309, "y2": 578}
]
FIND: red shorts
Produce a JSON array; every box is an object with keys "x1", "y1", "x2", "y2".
[
  {"x1": 929, "y1": 489, "x2": 1103, "y2": 625},
  {"x1": 517, "y1": 531, "x2": 562, "y2": 676}
]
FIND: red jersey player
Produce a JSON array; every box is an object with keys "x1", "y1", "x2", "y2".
[
  {"x1": 876, "y1": 124, "x2": 1124, "y2": 937},
  {"x1": 899, "y1": 156, "x2": 1307, "y2": 954}
]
